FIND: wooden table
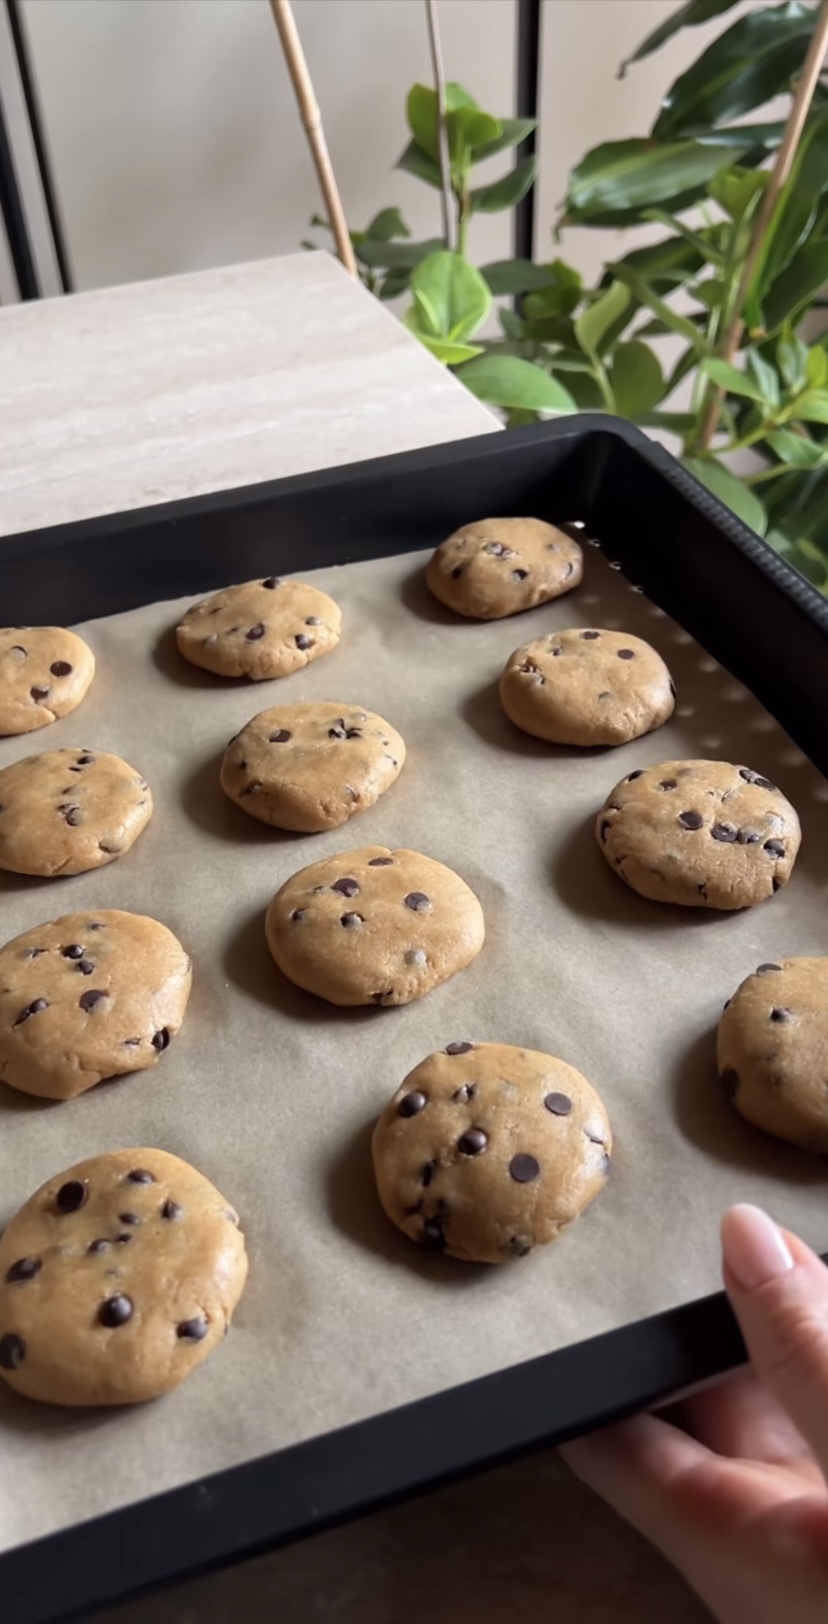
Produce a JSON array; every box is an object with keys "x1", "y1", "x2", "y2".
[{"x1": 0, "y1": 253, "x2": 706, "y2": 1624}]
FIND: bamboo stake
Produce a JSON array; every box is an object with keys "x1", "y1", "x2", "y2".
[
  {"x1": 426, "y1": 0, "x2": 455, "y2": 251},
  {"x1": 269, "y1": 0, "x2": 357, "y2": 277},
  {"x1": 697, "y1": 0, "x2": 828, "y2": 449}
]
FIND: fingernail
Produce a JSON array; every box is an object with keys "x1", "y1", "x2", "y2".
[{"x1": 721, "y1": 1204, "x2": 794, "y2": 1291}]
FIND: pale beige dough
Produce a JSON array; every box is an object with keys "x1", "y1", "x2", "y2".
[
  {"x1": 500, "y1": 628, "x2": 675, "y2": 746},
  {"x1": 221, "y1": 701, "x2": 405, "y2": 832},
  {"x1": 718, "y1": 958, "x2": 828, "y2": 1153},
  {"x1": 0, "y1": 747, "x2": 152, "y2": 876},
  {"x1": 0, "y1": 627, "x2": 95, "y2": 736},
  {"x1": 425, "y1": 517, "x2": 582, "y2": 620},
  {"x1": 176, "y1": 575, "x2": 341, "y2": 678}
]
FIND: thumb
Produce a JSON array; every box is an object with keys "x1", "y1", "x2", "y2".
[{"x1": 721, "y1": 1204, "x2": 828, "y2": 1479}]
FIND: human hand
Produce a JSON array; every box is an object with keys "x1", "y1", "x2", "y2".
[{"x1": 561, "y1": 1205, "x2": 828, "y2": 1624}]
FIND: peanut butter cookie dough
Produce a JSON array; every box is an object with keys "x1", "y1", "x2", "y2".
[
  {"x1": 501, "y1": 628, "x2": 675, "y2": 746},
  {"x1": 0, "y1": 628, "x2": 95, "y2": 736},
  {"x1": 0, "y1": 748, "x2": 152, "y2": 877},
  {"x1": 425, "y1": 518, "x2": 582, "y2": 619},
  {"x1": 176, "y1": 576, "x2": 341, "y2": 679},
  {"x1": 718, "y1": 958, "x2": 828, "y2": 1153},
  {"x1": 221, "y1": 702, "x2": 405, "y2": 832}
]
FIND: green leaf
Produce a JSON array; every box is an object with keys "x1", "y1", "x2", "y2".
[
  {"x1": 408, "y1": 252, "x2": 491, "y2": 342},
  {"x1": 411, "y1": 330, "x2": 485, "y2": 366},
  {"x1": 806, "y1": 347, "x2": 828, "y2": 389},
  {"x1": 608, "y1": 262, "x2": 706, "y2": 350},
  {"x1": 777, "y1": 333, "x2": 809, "y2": 390},
  {"x1": 377, "y1": 269, "x2": 410, "y2": 302},
  {"x1": 664, "y1": 347, "x2": 699, "y2": 397},
  {"x1": 470, "y1": 155, "x2": 537, "y2": 214},
  {"x1": 395, "y1": 141, "x2": 442, "y2": 188},
  {"x1": 575, "y1": 281, "x2": 630, "y2": 358},
  {"x1": 611, "y1": 234, "x2": 706, "y2": 288},
  {"x1": 653, "y1": 3, "x2": 815, "y2": 141},
  {"x1": 793, "y1": 392, "x2": 828, "y2": 424},
  {"x1": 637, "y1": 409, "x2": 698, "y2": 433},
  {"x1": 521, "y1": 259, "x2": 583, "y2": 317},
  {"x1": 518, "y1": 313, "x2": 579, "y2": 345},
  {"x1": 499, "y1": 307, "x2": 526, "y2": 339},
  {"x1": 765, "y1": 428, "x2": 827, "y2": 469},
  {"x1": 748, "y1": 349, "x2": 780, "y2": 409},
  {"x1": 356, "y1": 237, "x2": 443, "y2": 270},
  {"x1": 701, "y1": 358, "x2": 767, "y2": 402},
  {"x1": 749, "y1": 107, "x2": 828, "y2": 310},
  {"x1": 565, "y1": 136, "x2": 751, "y2": 221},
  {"x1": 450, "y1": 107, "x2": 501, "y2": 166},
  {"x1": 761, "y1": 241, "x2": 828, "y2": 336},
  {"x1": 454, "y1": 355, "x2": 576, "y2": 412},
  {"x1": 406, "y1": 83, "x2": 479, "y2": 157},
  {"x1": 472, "y1": 117, "x2": 537, "y2": 161},
  {"x1": 643, "y1": 208, "x2": 723, "y2": 262},
  {"x1": 365, "y1": 207, "x2": 410, "y2": 242},
  {"x1": 772, "y1": 530, "x2": 828, "y2": 588},
  {"x1": 692, "y1": 276, "x2": 729, "y2": 311},
  {"x1": 683, "y1": 456, "x2": 768, "y2": 534},
  {"x1": 707, "y1": 165, "x2": 768, "y2": 221},
  {"x1": 611, "y1": 341, "x2": 665, "y2": 417},
  {"x1": 556, "y1": 369, "x2": 606, "y2": 411},
  {"x1": 480, "y1": 259, "x2": 557, "y2": 296},
  {"x1": 619, "y1": 0, "x2": 740, "y2": 75}
]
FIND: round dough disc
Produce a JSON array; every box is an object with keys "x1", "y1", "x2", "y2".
[
  {"x1": 176, "y1": 576, "x2": 341, "y2": 679},
  {"x1": 0, "y1": 628, "x2": 95, "y2": 736},
  {"x1": 221, "y1": 702, "x2": 405, "y2": 832},
  {"x1": 0, "y1": 748, "x2": 153, "y2": 876},
  {"x1": 718, "y1": 958, "x2": 828, "y2": 1153},
  {"x1": 425, "y1": 518, "x2": 582, "y2": 620},
  {"x1": 372, "y1": 1042, "x2": 612, "y2": 1263},
  {"x1": 500, "y1": 628, "x2": 675, "y2": 746}
]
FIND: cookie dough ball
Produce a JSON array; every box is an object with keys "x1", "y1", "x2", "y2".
[
  {"x1": 176, "y1": 576, "x2": 341, "y2": 679},
  {"x1": 0, "y1": 628, "x2": 95, "y2": 736},
  {"x1": 718, "y1": 959, "x2": 828, "y2": 1153},
  {"x1": 266, "y1": 846, "x2": 485, "y2": 1006},
  {"x1": 0, "y1": 1149, "x2": 247, "y2": 1406},
  {"x1": 0, "y1": 748, "x2": 152, "y2": 877},
  {"x1": 425, "y1": 518, "x2": 582, "y2": 620},
  {"x1": 0, "y1": 910, "x2": 192, "y2": 1100},
  {"x1": 221, "y1": 702, "x2": 405, "y2": 833},
  {"x1": 500, "y1": 629, "x2": 675, "y2": 746},
  {"x1": 597, "y1": 760, "x2": 800, "y2": 910},
  {"x1": 373, "y1": 1042, "x2": 612, "y2": 1263}
]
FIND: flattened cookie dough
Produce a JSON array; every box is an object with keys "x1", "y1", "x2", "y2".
[
  {"x1": 597, "y1": 760, "x2": 800, "y2": 909},
  {"x1": 0, "y1": 909, "x2": 192, "y2": 1100},
  {"x1": 0, "y1": 628, "x2": 95, "y2": 736},
  {"x1": 373, "y1": 1042, "x2": 612, "y2": 1263},
  {"x1": 0, "y1": 748, "x2": 152, "y2": 876},
  {"x1": 0, "y1": 1148, "x2": 247, "y2": 1406},
  {"x1": 501, "y1": 629, "x2": 675, "y2": 746},
  {"x1": 425, "y1": 517, "x2": 582, "y2": 620},
  {"x1": 221, "y1": 702, "x2": 405, "y2": 832},
  {"x1": 266, "y1": 846, "x2": 485, "y2": 1006},
  {"x1": 718, "y1": 958, "x2": 828, "y2": 1153},
  {"x1": 176, "y1": 576, "x2": 341, "y2": 679}
]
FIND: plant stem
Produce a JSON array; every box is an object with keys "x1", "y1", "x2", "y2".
[
  {"x1": 696, "y1": 0, "x2": 828, "y2": 450},
  {"x1": 457, "y1": 193, "x2": 470, "y2": 256},
  {"x1": 426, "y1": 0, "x2": 455, "y2": 251},
  {"x1": 269, "y1": 0, "x2": 356, "y2": 277}
]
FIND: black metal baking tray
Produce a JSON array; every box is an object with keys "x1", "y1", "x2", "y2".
[{"x1": 2, "y1": 414, "x2": 828, "y2": 1624}]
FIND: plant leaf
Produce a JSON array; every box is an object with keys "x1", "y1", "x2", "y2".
[
  {"x1": 406, "y1": 83, "x2": 479, "y2": 157},
  {"x1": 454, "y1": 355, "x2": 576, "y2": 412},
  {"x1": 777, "y1": 333, "x2": 809, "y2": 389},
  {"x1": 408, "y1": 252, "x2": 491, "y2": 342},
  {"x1": 750, "y1": 107, "x2": 828, "y2": 310},
  {"x1": 565, "y1": 136, "x2": 751, "y2": 220},
  {"x1": 480, "y1": 259, "x2": 557, "y2": 296},
  {"x1": 702, "y1": 358, "x2": 767, "y2": 402},
  {"x1": 664, "y1": 347, "x2": 699, "y2": 397},
  {"x1": 806, "y1": 346, "x2": 828, "y2": 389},
  {"x1": 377, "y1": 269, "x2": 410, "y2": 302},
  {"x1": 470, "y1": 155, "x2": 537, "y2": 214},
  {"x1": 707, "y1": 165, "x2": 768, "y2": 221},
  {"x1": 473, "y1": 117, "x2": 537, "y2": 161},
  {"x1": 653, "y1": 2, "x2": 815, "y2": 141},
  {"x1": 395, "y1": 141, "x2": 442, "y2": 188},
  {"x1": 575, "y1": 281, "x2": 630, "y2": 357},
  {"x1": 411, "y1": 329, "x2": 486, "y2": 365},
  {"x1": 619, "y1": 0, "x2": 740, "y2": 75},
  {"x1": 365, "y1": 207, "x2": 410, "y2": 242},
  {"x1": 637, "y1": 409, "x2": 698, "y2": 432},
  {"x1": 356, "y1": 237, "x2": 444, "y2": 270},
  {"x1": 683, "y1": 456, "x2": 768, "y2": 533},
  {"x1": 765, "y1": 428, "x2": 827, "y2": 468},
  {"x1": 609, "y1": 262, "x2": 706, "y2": 350},
  {"x1": 611, "y1": 341, "x2": 665, "y2": 417},
  {"x1": 793, "y1": 392, "x2": 828, "y2": 424},
  {"x1": 521, "y1": 259, "x2": 583, "y2": 317},
  {"x1": 761, "y1": 240, "x2": 828, "y2": 336},
  {"x1": 748, "y1": 349, "x2": 780, "y2": 408},
  {"x1": 611, "y1": 234, "x2": 706, "y2": 287},
  {"x1": 643, "y1": 208, "x2": 723, "y2": 262},
  {"x1": 499, "y1": 307, "x2": 526, "y2": 339}
]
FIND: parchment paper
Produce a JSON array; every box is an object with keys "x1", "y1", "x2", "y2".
[{"x1": 1, "y1": 545, "x2": 826, "y2": 1554}]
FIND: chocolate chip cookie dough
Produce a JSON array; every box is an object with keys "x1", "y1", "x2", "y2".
[
  {"x1": 500, "y1": 629, "x2": 675, "y2": 746},
  {"x1": 0, "y1": 628, "x2": 95, "y2": 736},
  {"x1": 176, "y1": 576, "x2": 341, "y2": 678},
  {"x1": 0, "y1": 1149, "x2": 247, "y2": 1405},
  {"x1": 597, "y1": 760, "x2": 800, "y2": 909},
  {"x1": 0, "y1": 910, "x2": 192, "y2": 1100},
  {"x1": 0, "y1": 748, "x2": 152, "y2": 876},
  {"x1": 718, "y1": 959, "x2": 828, "y2": 1153},
  {"x1": 425, "y1": 518, "x2": 582, "y2": 619},
  {"x1": 221, "y1": 702, "x2": 405, "y2": 832},
  {"x1": 373, "y1": 1042, "x2": 612, "y2": 1263},
  {"x1": 266, "y1": 846, "x2": 485, "y2": 1005}
]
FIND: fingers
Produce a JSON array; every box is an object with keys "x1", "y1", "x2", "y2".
[
  {"x1": 561, "y1": 1412, "x2": 713, "y2": 1559},
  {"x1": 675, "y1": 1370, "x2": 817, "y2": 1471},
  {"x1": 721, "y1": 1205, "x2": 828, "y2": 1480}
]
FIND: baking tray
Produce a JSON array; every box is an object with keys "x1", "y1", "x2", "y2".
[{"x1": 1, "y1": 414, "x2": 828, "y2": 1624}]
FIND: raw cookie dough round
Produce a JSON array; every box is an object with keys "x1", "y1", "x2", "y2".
[
  {"x1": 0, "y1": 1148, "x2": 247, "y2": 1406},
  {"x1": 221, "y1": 702, "x2": 406, "y2": 832},
  {"x1": 372, "y1": 1042, "x2": 612, "y2": 1263},
  {"x1": 265, "y1": 846, "x2": 485, "y2": 1006},
  {"x1": 0, "y1": 748, "x2": 153, "y2": 877},
  {"x1": 597, "y1": 760, "x2": 800, "y2": 910},
  {"x1": 425, "y1": 518, "x2": 582, "y2": 620},
  {"x1": 0, "y1": 628, "x2": 95, "y2": 737},
  {"x1": 0, "y1": 909, "x2": 192, "y2": 1100},
  {"x1": 718, "y1": 958, "x2": 828, "y2": 1153},
  {"x1": 175, "y1": 576, "x2": 341, "y2": 679},
  {"x1": 500, "y1": 628, "x2": 675, "y2": 746}
]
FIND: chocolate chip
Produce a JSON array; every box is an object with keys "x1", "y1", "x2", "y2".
[
  {"x1": 118, "y1": 1212, "x2": 140, "y2": 1226},
  {"x1": 445, "y1": 1042, "x2": 474, "y2": 1055},
  {"x1": 564, "y1": 561, "x2": 575, "y2": 578},
  {"x1": 295, "y1": 634, "x2": 313, "y2": 649},
  {"x1": 56, "y1": 1180, "x2": 87, "y2": 1213},
  {"x1": 368, "y1": 856, "x2": 393, "y2": 865},
  {"x1": 721, "y1": 1068, "x2": 739, "y2": 1099},
  {"x1": 340, "y1": 912, "x2": 363, "y2": 928},
  {"x1": 458, "y1": 1128, "x2": 487, "y2": 1156},
  {"x1": 8, "y1": 645, "x2": 26, "y2": 656},
  {"x1": 30, "y1": 685, "x2": 50, "y2": 701},
  {"x1": 305, "y1": 616, "x2": 323, "y2": 626},
  {"x1": 0, "y1": 1334, "x2": 26, "y2": 1370},
  {"x1": 151, "y1": 1028, "x2": 170, "y2": 1052},
  {"x1": 509, "y1": 1236, "x2": 533, "y2": 1258},
  {"x1": 509, "y1": 1153, "x2": 540, "y2": 1183},
  {"x1": 87, "y1": 921, "x2": 104, "y2": 930},
  {"x1": 291, "y1": 908, "x2": 306, "y2": 923},
  {"x1": 737, "y1": 827, "x2": 761, "y2": 844},
  {"x1": 617, "y1": 648, "x2": 635, "y2": 659},
  {"x1": 404, "y1": 892, "x2": 430, "y2": 911},
  {"x1": 61, "y1": 944, "x2": 85, "y2": 959},
  {"x1": 659, "y1": 779, "x2": 677, "y2": 791},
  {"x1": 5, "y1": 1257, "x2": 41, "y2": 1283},
  {"x1": 711, "y1": 822, "x2": 737, "y2": 843},
  {"x1": 764, "y1": 839, "x2": 785, "y2": 858},
  {"x1": 756, "y1": 963, "x2": 782, "y2": 974},
  {"x1": 581, "y1": 631, "x2": 600, "y2": 640},
  {"x1": 127, "y1": 1169, "x2": 155, "y2": 1183},
  {"x1": 404, "y1": 1200, "x2": 423, "y2": 1217},
  {"x1": 162, "y1": 1200, "x2": 183, "y2": 1220},
  {"x1": 246, "y1": 624, "x2": 265, "y2": 640},
  {"x1": 599, "y1": 819, "x2": 611, "y2": 843},
  {"x1": 405, "y1": 947, "x2": 427, "y2": 967},
  {"x1": 451, "y1": 566, "x2": 464, "y2": 579},
  {"x1": 14, "y1": 998, "x2": 48, "y2": 1026},
  {"x1": 79, "y1": 989, "x2": 106, "y2": 1012},
  {"x1": 98, "y1": 1294, "x2": 133, "y2": 1328},
  {"x1": 453, "y1": 1083, "x2": 477, "y2": 1103},
  {"x1": 770, "y1": 1007, "x2": 791, "y2": 1023},
  {"x1": 50, "y1": 661, "x2": 72, "y2": 677},
  {"x1": 511, "y1": 569, "x2": 529, "y2": 581},
  {"x1": 483, "y1": 541, "x2": 514, "y2": 558},
  {"x1": 422, "y1": 1215, "x2": 445, "y2": 1249},
  {"x1": 331, "y1": 876, "x2": 359, "y2": 897},
  {"x1": 177, "y1": 1316, "x2": 209, "y2": 1341},
  {"x1": 738, "y1": 767, "x2": 777, "y2": 790},
  {"x1": 76, "y1": 959, "x2": 95, "y2": 975},
  {"x1": 87, "y1": 1239, "x2": 109, "y2": 1254},
  {"x1": 420, "y1": 1160, "x2": 438, "y2": 1187},
  {"x1": 123, "y1": 1037, "x2": 142, "y2": 1048},
  {"x1": 669, "y1": 679, "x2": 677, "y2": 699},
  {"x1": 115, "y1": 1233, "x2": 133, "y2": 1245},
  {"x1": 399, "y1": 1091, "x2": 427, "y2": 1118},
  {"x1": 772, "y1": 877, "x2": 781, "y2": 892},
  {"x1": 76, "y1": 754, "x2": 95, "y2": 765},
  {"x1": 544, "y1": 1092, "x2": 572, "y2": 1116},
  {"x1": 269, "y1": 729, "x2": 292, "y2": 743},
  {"x1": 678, "y1": 810, "x2": 703, "y2": 830},
  {"x1": 626, "y1": 770, "x2": 643, "y2": 782},
  {"x1": 262, "y1": 577, "x2": 281, "y2": 589}
]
